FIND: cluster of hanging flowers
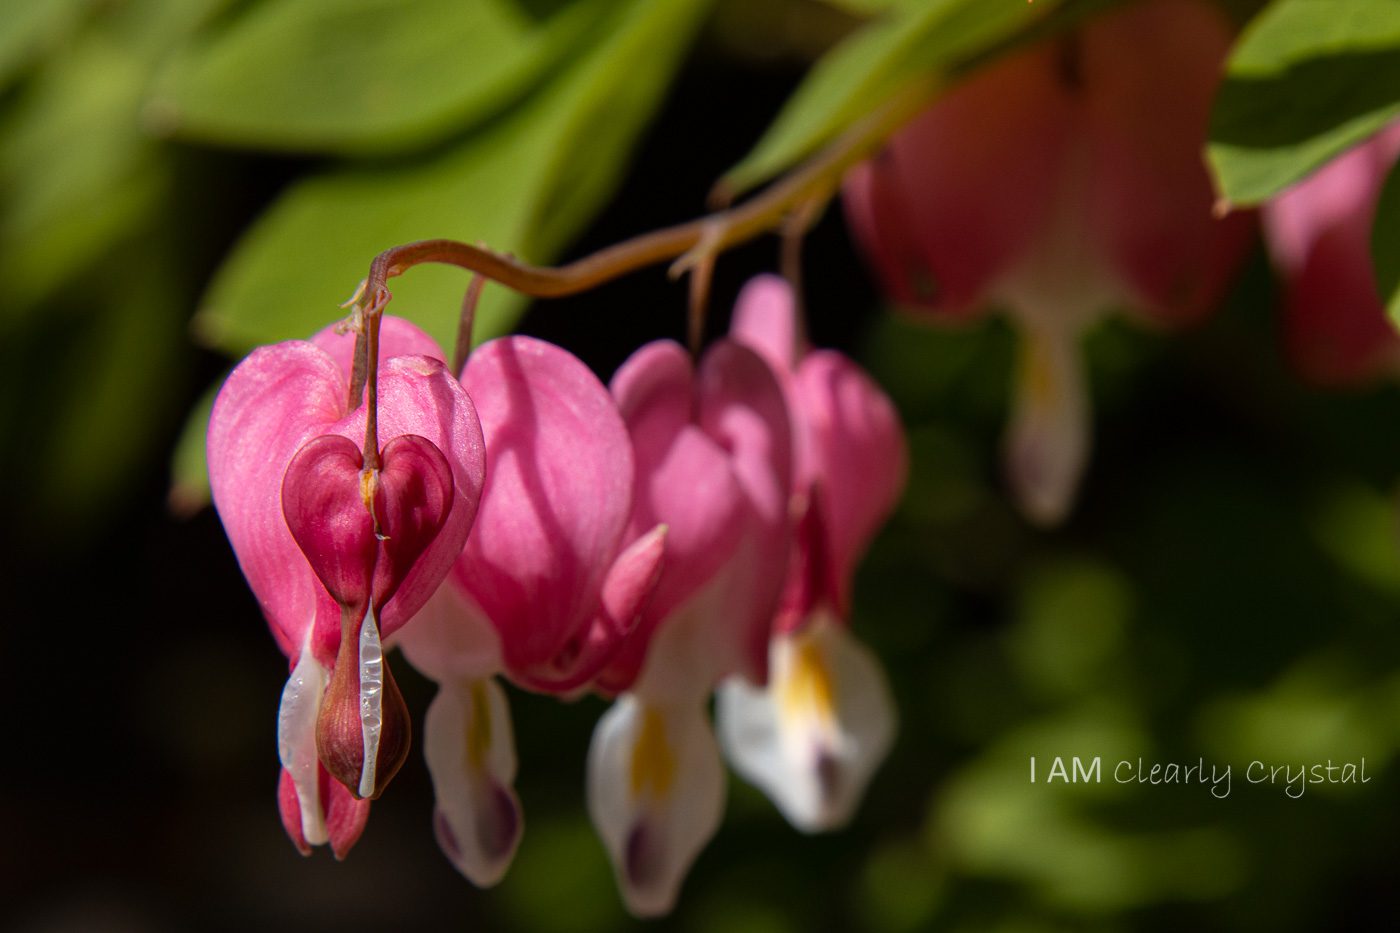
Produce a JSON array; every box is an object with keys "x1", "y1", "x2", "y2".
[
  {"x1": 207, "y1": 275, "x2": 905, "y2": 916},
  {"x1": 206, "y1": 0, "x2": 1400, "y2": 917},
  {"x1": 844, "y1": 0, "x2": 1254, "y2": 524},
  {"x1": 843, "y1": 0, "x2": 1400, "y2": 528}
]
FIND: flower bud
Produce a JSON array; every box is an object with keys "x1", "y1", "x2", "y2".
[{"x1": 317, "y1": 606, "x2": 412, "y2": 799}]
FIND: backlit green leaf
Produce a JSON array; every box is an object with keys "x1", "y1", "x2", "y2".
[
  {"x1": 0, "y1": 0, "x2": 92, "y2": 90},
  {"x1": 0, "y1": 0, "x2": 232, "y2": 323},
  {"x1": 721, "y1": 0, "x2": 1054, "y2": 197},
  {"x1": 149, "y1": 0, "x2": 605, "y2": 155},
  {"x1": 195, "y1": 0, "x2": 713, "y2": 356},
  {"x1": 1208, "y1": 0, "x2": 1400, "y2": 206}
]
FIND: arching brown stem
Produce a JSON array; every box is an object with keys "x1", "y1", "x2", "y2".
[{"x1": 345, "y1": 75, "x2": 937, "y2": 421}]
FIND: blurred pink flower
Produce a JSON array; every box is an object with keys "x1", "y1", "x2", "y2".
[
  {"x1": 1262, "y1": 122, "x2": 1400, "y2": 385},
  {"x1": 208, "y1": 317, "x2": 485, "y2": 858},
  {"x1": 843, "y1": 0, "x2": 1252, "y2": 524},
  {"x1": 717, "y1": 275, "x2": 905, "y2": 833},
  {"x1": 587, "y1": 336, "x2": 792, "y2": 917}
]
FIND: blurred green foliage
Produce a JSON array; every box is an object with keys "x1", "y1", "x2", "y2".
[
  {"x1": 0, "y1": 0, "x2": 229, "y2": 534},
  {"x1": 194, "y1": 0, "x2": 712, "y2": 356},
  {"x1": 834, "y1": 293, "x2": 1400, "y2": 931},
  {"x1": 149, "y1": 0, "x2": 602, "y2": 154},
  {"x1": 720, "y1": 0, "x2": 1055, "y2": 196},
  {"x1": 0, "y1": 0, "x2": 714, "y2": 532}
]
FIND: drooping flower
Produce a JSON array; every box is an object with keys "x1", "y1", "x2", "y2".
[
  {"x1": 208, "y1": 317, "x2": 486, "y2": 858},
  {"x1": 395, "y1": 334, "x2": 666, "y2": 887},
  {"x1": 587, "y1": 336, "x2": 793, "y2": 917},
  {"x1": 1262, "y1": 122, "x2": 1400, "y2": 386},
  {"x1": 715, "y1": 275, "x2": 906, "y2": 832},
  {"x1": 843, "y1": 0, "x2": 1253, "y2": 524}
]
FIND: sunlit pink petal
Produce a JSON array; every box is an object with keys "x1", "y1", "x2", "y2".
[
  {"x1": 598, "y1": 342, "x2": 748, "y2": 692},
  {"x1": 455, "y1": 336, "x2": 638, "y2": 690},
  {"x1": 840, "y1": 1, "x2": 1251, "y2": 526},
  {"x1": 793, "y1": 350, "x2": 906, "y2": 611},
  {"x1": 600, "y1": 340, "x2": 792, "y2": 693},
  {"x1": 209, "y1": 342, "x2": 348, "y2": 664},
  {"x1": 729, "y1": 274, "x2": 804, "y2": 373}
]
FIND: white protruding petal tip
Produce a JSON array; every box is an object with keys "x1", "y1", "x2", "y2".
[
  {"x1": 717, "y1": 617, "x2": 895, "y2": 833},
  {"x1": 1005, "y1": 318, "x2": 1090, "y2": 527},
  {"x1": 424, "y1": 676, "x2": 522, "y2": 887},
  {"x1": 587, "y1": 694, "x2": 724, "y2": 918},
  {"x1": 278, "y1": 643, "x2": 329, "y2": 846}
]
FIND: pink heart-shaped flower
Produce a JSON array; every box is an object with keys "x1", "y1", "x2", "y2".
[{"x1": 282, "y1": 432, "x2": 456, "y2": 613}]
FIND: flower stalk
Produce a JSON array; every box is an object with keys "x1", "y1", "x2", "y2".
[{"x1": 344, "y1": 74, "x2": 937, "y2": 353}]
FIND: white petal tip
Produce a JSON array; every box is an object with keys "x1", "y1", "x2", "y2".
[
  {"x1": 620, "y1": 819, "x2": 683, "y2": 917},
  {"x1": 1006, "y1": 437, "x2": 1081, "y2": 527},
  {"x1": 1005, "y1": 319, "x2": 1089, "y2": 528},
  {"x1": 433, "y1": 784, "x2": 523, "y2": 887},
  {"x1": 588, "y1": 696, "x2": 725, "y2": 919},
  {"x1": 424, "y1": 677, "x2": 523, "y2": 887},
  {"x1": 717, "y1": 621, "x2": 896, "y2": 834}
]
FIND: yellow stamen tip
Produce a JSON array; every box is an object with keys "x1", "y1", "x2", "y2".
[
  {"x1": 779, "y1": 635, "x2": 837, "y2": 727},
  {"x1": 629, "y1": 706, "x2": 677, "y2": 800}
]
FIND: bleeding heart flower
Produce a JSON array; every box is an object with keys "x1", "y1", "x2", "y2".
[
  {"x1": 715, "y1": 275, "x2": 905, "y2": 833},
  {"x1": 586, "y1": 336, "x2": 792, "y2": 917},
  {"x1": 444, "y1": 335, "x2": 667, "y2": 694},
  {"x1": 843, "y1": 0, "x2": 1253, "y2": 524},
  {"x1": 1262, "y1": 122, "x2": 1400, "y2": 385},
  {"x1": 208, "y1": 316, "x2": 485, "y2": 858},
  {"x1": 396, "y1": 582, "x2": 525, "y2": 888},
  {"x1": 394, "y1": 334, "x2": 666, "y2": 888}
]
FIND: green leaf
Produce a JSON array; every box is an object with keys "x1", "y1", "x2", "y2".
[
  {"x1": 721, "y1": 0, "x2": 1054, "y2": 197},
  {"x1": 169, "y1": 380, "x2": 219, "y2": 517},
  {"x1": 1372, "y1": 152, "x2": 1400, "y2": 327},
  {"x1": 195, "y1": 0, "x2": 713, "y2": 356},
  {"x1": 0, "y1": 0, "x2": 233, "y2": 323},
  {"x1": 149, "y1": 0, "x2": 605, "y2": 155},
  {"x1": 1208, "y1": 0, "x2": 1400, "y2": 206},
  {"x1": 0, "y1": 34, "x2": 163, "y2": 323},
  {"x1": 0, "y1": 0, "x2": 92, "y2": 90},
  {"x1": 815, "y1": 0, "x2": 901, "y2": 16}
]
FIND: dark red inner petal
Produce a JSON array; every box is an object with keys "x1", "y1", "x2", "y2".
[
  {"x1": 372, "y1": 433, "x2": 456, "y2": 610},
  {"x1": 282, "y1": 434, "x2": 376, "y2": 611}
]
